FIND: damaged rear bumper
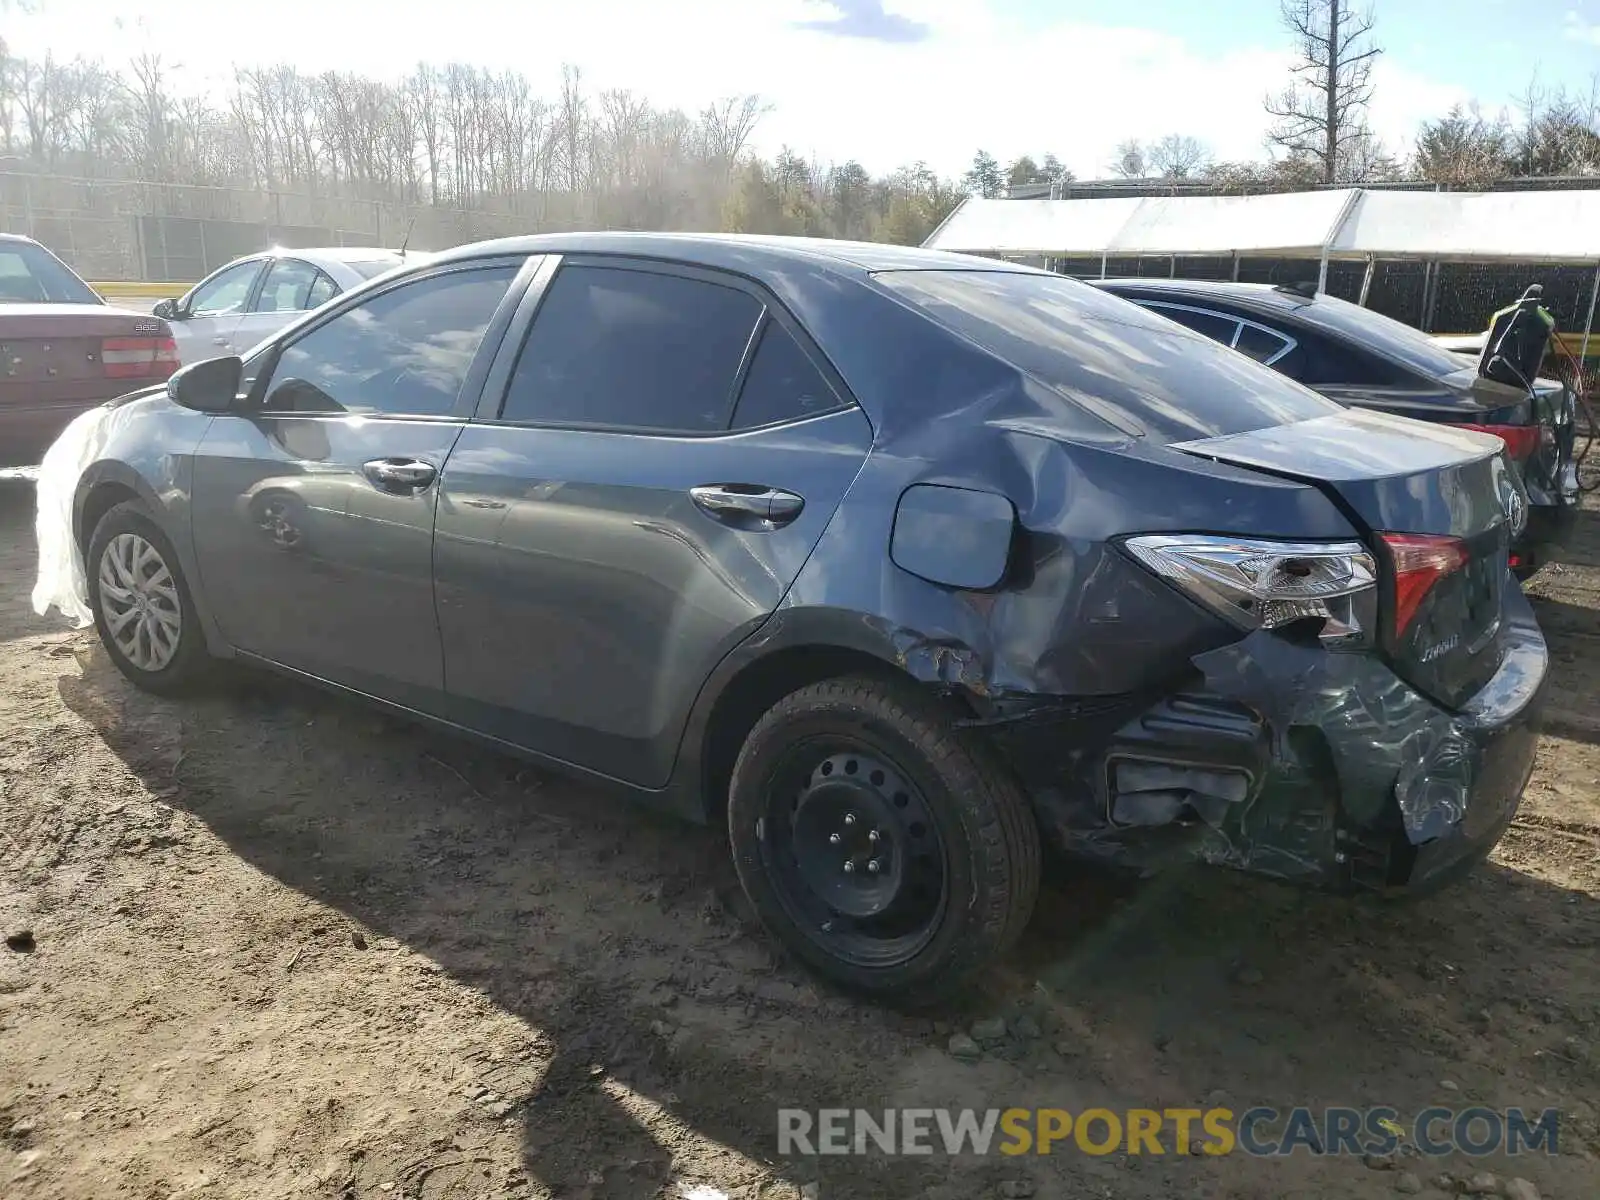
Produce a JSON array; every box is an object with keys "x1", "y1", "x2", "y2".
[{"x1": 970, "y1": 587, "x2": 1549, "y2": 892}]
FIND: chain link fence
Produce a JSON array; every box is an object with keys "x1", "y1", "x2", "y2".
[{"x1": 0, "y1": 172, "x2": 545, "y2": 282}]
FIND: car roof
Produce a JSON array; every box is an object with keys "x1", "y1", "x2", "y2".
[
  {"x1": 432, "y1": 232, "x2": 1039, "y2": 281},
  {"x1": 256, "y1": 246, "x2": 408, "y2": 267}
]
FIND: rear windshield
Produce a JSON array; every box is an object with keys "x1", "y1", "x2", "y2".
[
  {"x1": 347, "y1": 257, "x2": 403, "y2": 280},
  {"x1": 0, "y1": 241, "x2": 102, "y2": 304},
  {"x1": 1294, "y1": 293, "x2": 1475, "y2": 379},
  {"x1": 874, "y1": 269, "x2": 1338, "y2": 442}
]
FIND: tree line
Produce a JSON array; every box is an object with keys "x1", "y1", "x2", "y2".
[
  {"x1": 0, "y1": 44, "x2": 963, "y2": 245},
  {"x1": 1, "y1": 0, "x2": 1597, "y2": 251}
]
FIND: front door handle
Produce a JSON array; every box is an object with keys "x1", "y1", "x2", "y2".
[
  {"x1": 689, "y1": 484, "x2": 805, "y2": 529},
  {"x1": 363, "y1": 457, "x2": 438, "y2": 493}
]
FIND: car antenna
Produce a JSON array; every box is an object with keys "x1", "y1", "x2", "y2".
[
  {"x1": 1274, "y1": 280, "x2": 1319, "y2": 299},
  {"x1": 398, "y1": 217, "x2": 416, "y2": 261}
]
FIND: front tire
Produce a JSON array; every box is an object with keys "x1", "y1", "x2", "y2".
[
  {"x1": 728, "y1": 675, "x2": 1040, "y2": 1003},
  {"x1": 87, "y1": 501, "x2": 211, "y2": 694}
]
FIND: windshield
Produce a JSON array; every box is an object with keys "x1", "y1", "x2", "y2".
[
  {"x1": 874, "y1": 269, "x2": 1340, "y2": 443},
  {"x1": 1294, "y1": 292, "x2": 1478, "y2": 379},
  {"x1": 0, "y1": 241, "x2": 102, "y2": 304}
]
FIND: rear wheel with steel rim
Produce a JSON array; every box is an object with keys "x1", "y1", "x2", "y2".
[
  {"x1": 87, "y1": 501, "x2": 211, "y2": 693},
  {"x1": 728, "y1": 674, "x2": 1040, "y2": 1003}
]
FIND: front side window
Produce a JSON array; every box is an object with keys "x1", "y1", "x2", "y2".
[
  {"x1": 253, "y1": 259, "x2": 322, "y2": 313},
  {"x1": 500, "y1": 265, "x2": 763, "y2": 432},
  {"x1": 189, "y1": 261, "x2": 262, "y2": 317},
  {"x1": 259, "y1": 266, "x2": 516, "y2": 417}
]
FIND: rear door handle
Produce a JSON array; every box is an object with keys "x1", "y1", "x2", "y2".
[
  {"x1": 690, "y1": 484, "x2": 805, "y2": 528},
  {"x1": 363, "y1": 457, "x2": 438, "y2": 493}
]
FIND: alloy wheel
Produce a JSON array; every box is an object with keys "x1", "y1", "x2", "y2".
[{"x1": 98, "y1": 532, "x2": 183, "y2": 672}]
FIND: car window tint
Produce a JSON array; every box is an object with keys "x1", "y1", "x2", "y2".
[
  {"x1": 1234, "y1": 323, "x2": 1292, "y2": 364},
  {"x1": 306, "y1": 271, "x2": 339, "y2": 308},
  {"x1": 501, "y1": 265, "x2": 762, "y2": 432},
  {"x1": 1273, "y1": 328, "x2": 1413, "y2": 388},
  {"x1": 189, "y1": 262, "x2": 261, "y2": 317},
  {"x1": 1146, "y1": 304, "x2": 1239, "y2": 345},
  {"x1": 253, "y1": 259, "x2": 320, "y2": 313},
  {"x1": 876, "y1": 270, "x2": 1337, "y2": 443},
  {"x1": 731, "y1": 321, "x2": 840, "y2": 428},
  {"x1": 0, "y1": 243, "x2": 101, "y2": 304},
  {"x1": 261, "y1": 266, "x2": 516, "y2": 417}
]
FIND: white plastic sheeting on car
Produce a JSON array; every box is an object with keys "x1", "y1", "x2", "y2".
[{"x1": 31, "y1": 403, "x2": 127, "y2": 628}]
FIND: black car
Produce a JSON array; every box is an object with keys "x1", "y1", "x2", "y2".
[
  {"x1": 66, "y1": 236, "x2": 1547, "y2": 1001},
  {"x1": 1091, "y1": 278, "x2": 1579, "y2": 576}
]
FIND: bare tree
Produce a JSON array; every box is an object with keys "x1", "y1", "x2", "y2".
[
  {"x1": 1147, "y1": 134, "x2": 1211, "y2": 179},
  {"x1": 1264, "y1": 0, "x2": 1382, "y2": 184},
  {"x1": 700, "y1": 94, "x2": 771, "y2": 173},
  {"x1": 1108, "y1": 138, "x2": 1147, "y2": 178}
]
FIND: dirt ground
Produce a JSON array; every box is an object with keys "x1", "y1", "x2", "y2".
[{"x1": 1, "y1": 470, "x2": 1598, "y2": 1200}]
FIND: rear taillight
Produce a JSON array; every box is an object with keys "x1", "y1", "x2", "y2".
[
  {"x1": 101, "y1": 335, "x2": 180, "y2": 380},
  {"x1": 1456, "y1": 423, "x2": 1541, "y2": 461},
  {"x1": 1381, "y1": 533, "x2": 1468, "y2": 636},
  {"x1": 1123, "y1": 534, "x2": 1377, "y2": 646}
]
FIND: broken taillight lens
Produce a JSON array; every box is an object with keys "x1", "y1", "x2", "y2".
[
  {"x1": 1123, "y1": 534, "x2": 1378, "y2": 646},
  {"x1": 1380, "y1": 532, "x2": 1469, "y2": 637}
]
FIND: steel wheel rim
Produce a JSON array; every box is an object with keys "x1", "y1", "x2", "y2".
[
  {"x1": 98, "y1": 532, "x2": 182, "y2": 672},
  {"x1": 757, "y1": 737, "x2": 950, "y2": 969}
]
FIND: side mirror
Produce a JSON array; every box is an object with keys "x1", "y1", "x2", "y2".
[
  {"x1": 152, "y1": 298, "x2": 182, "y2": 320},
  {"x1": 167, "y1": 355, "x2": 245, "y2": 413}
]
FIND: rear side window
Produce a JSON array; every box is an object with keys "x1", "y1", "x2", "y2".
[
  {"x1": 731, "y1": 321, "x2": 840, "y2": 428},
  {"x1": 253, "y1": 259, "x2": 321, "y2": 313},
  {"x1": 0, "y1": 242, "x2": 101, "y2": 304},
  {"x1": 875, "y1": 270, "x2": 1338, "y2": 442},
  {"x1": 1234, "y1": 323, "x2": 1294, "y2": 365},
  {"x1": 1144, "y1": 303, "x2": 1239, "y2": 345},
  {"x1": 501, "y1": 265, "x2": 762, "y2": 432}
]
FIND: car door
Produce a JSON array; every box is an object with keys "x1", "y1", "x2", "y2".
[
  {"x1": 189, "y1": 257, "x2": 530, "y2": 708},
  {"x1": 229, "y1": 257, "x2": 339, "y2": 356},
  {"x1": 169, "y1": 259, "x2": 263, "y2": 365},
  {"x1": 433, "y1": 257, "x2": 874, "y2": 788}
]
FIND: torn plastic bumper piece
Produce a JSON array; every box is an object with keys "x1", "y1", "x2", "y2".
[{"x1": 968, "y1": 585, "x2": 1549, "y2": 892}]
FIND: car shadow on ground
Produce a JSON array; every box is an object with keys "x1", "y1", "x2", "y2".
[{"x1": 53, "y1": 648, "x2": 1600, "y2": 1200}]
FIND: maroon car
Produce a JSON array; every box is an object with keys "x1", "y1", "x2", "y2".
[{"x1": 1, "y1": 234, "x2": 180, "y2": 466}]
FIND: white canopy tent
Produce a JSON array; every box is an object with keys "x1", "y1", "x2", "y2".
[{"x1": 924, "y1": 186, "x2": 1600, "y2": 357}]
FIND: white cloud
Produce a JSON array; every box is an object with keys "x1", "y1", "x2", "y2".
[
  {"x1": 5, "y1": 0, "x2": 1467, "y2": 177},
  {"x1": 1564, "y1": 10, "x2": 1600, "y2": 47}
]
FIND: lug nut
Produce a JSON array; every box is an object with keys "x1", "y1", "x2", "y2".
[
  {"x1": 868, "y1": 829, "x2": 880, "y2": 843},
  {"x1": 867, "y1": 860, "x2": 881, "y2": 875},
  {"x1": 829, "y1": 832, "x2": 842, "y2": 845},
  {"x1": 843, "y1": 861, "x2": 855, "y2": 874},
  {"x1": 843, "y1": 814, "x2": 856, "y2": 827}
]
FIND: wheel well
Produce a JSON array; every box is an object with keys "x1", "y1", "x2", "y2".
[
  {"x1": 697, "y1": 645, "x2": 932, "y2": 823},
  {"x1": 77, "y1": 482, "x2": 139, "y2": 554}
]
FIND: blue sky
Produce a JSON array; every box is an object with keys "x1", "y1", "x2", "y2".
[{"x1": 6, "y1": 0, "x2": 1599, "y2": 177}]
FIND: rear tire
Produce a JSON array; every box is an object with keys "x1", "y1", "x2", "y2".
[
  {"x1": 87, "y1": 501, "x2": 211, "y2": 695},
  {"x1": 727, "y1": 674, "x2": 1040, "y2": 1004}
]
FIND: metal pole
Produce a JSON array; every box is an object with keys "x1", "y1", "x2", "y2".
[
  {"x1": 1420, "y1": 260, "x2": 1434, "y2": 327},
  {"x1": 1316, "y1": 245, "x2": 1331, "y2": 294},
  {"x1": 1423, "y1": 259, "x2": 1441, "y2": 333},
  {"x1": 1581, "y1": 260, "x2": 1599, "y2": 368},
  {"x1": 1100, "y1": 251, "x2": 1108, "y2": 279},
  {"x1": 1170, "y1": 254, "x2": 1177, "y2": 278},
  {"x1": 1231, "y1": 252, "x2": 1240, "y2": 281},
  {"x1": 1358, "y1": 255, "x2": 1376, "y2": 307}
]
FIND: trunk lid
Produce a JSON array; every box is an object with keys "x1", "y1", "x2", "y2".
[
  {"x1": 0, "y1": 305, "x2": 175, "y2": 393},
  {"x1": 1172, "y1": 408, "x2": 1521, "y2": 710}
]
